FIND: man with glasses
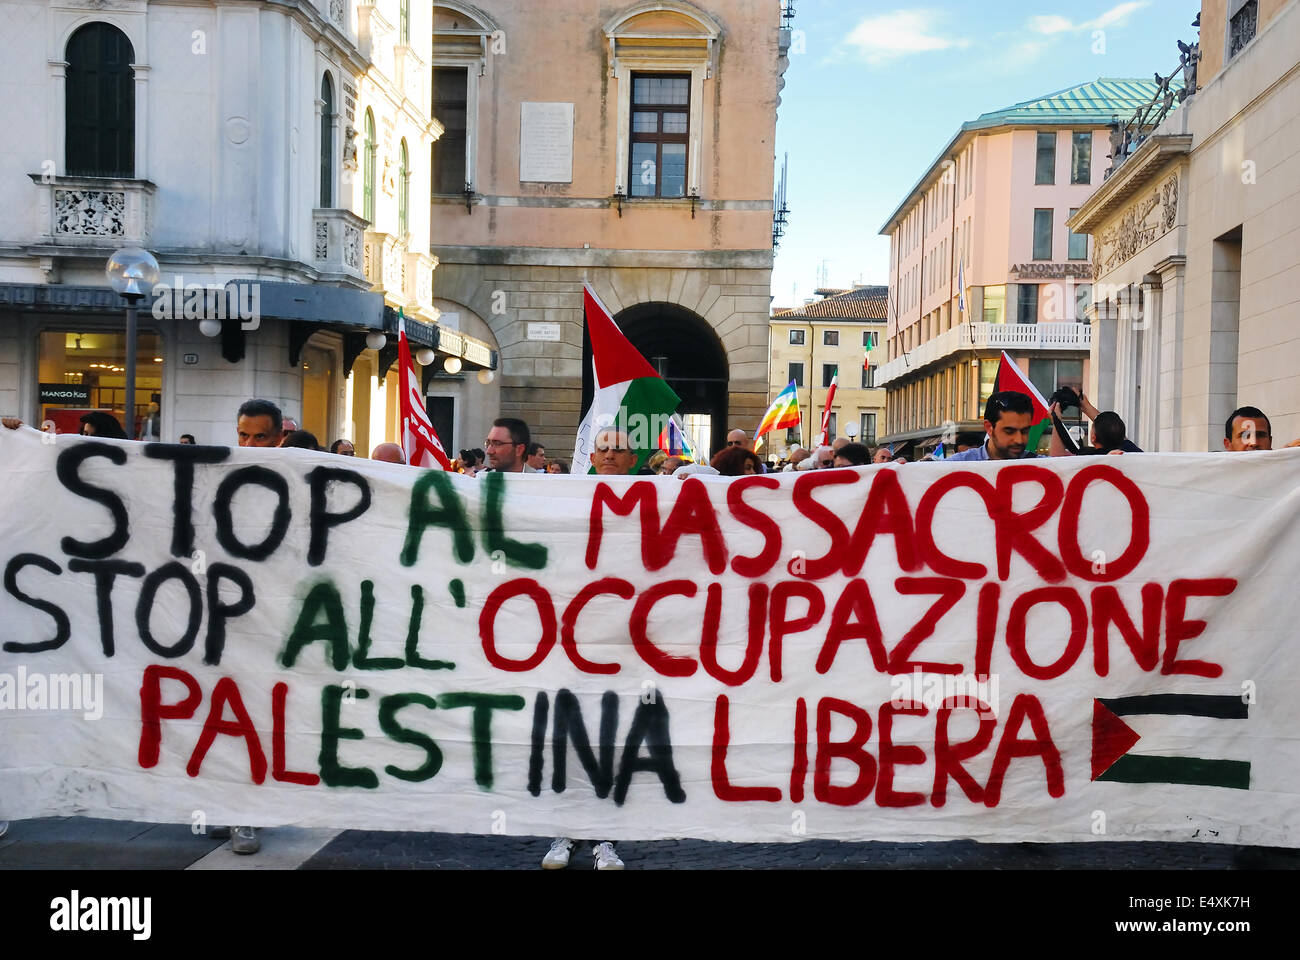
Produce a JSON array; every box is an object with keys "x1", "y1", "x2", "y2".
[
  {"x1": 592, "y1": 428, "x2": 638, "y2": 476},
  {"x1": 812, "y1": 446, "x2": 834, "y2": 469},
  {"x1": 948, "y1": 392, "x2": 1042, "y2": 462},
  {"x1": 483, "y1": 418, "x2": 533, "y2": 473}
]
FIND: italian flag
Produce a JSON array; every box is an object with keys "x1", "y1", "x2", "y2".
[
  {"x1": 572, "y1": 284, "x2": 681, "y2": 475},
  {"x1": 993, "y1": 350, "x2": 1052, "y2": 450}
]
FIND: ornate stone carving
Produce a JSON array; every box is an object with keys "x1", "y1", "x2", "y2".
[
  {"x1": 1093, "y1": 173, "x2": 1180, "y2": 279},
  {"x1": 330, "y1": 0, "x2": 345, "y2": 26},
  {"x1": 344, "y1": 225, "x2": 361, "y2": 268},
  {"x1": 342, "y1": 124, "x2": 358, "y2": 167},
  {"x1": 1161, "y1": 173, "x2": 1179, "y2": 232},
  {"x1": 54, "y1": 189, "x2": 125, "y2": 236},
  {"x1": 314, "y1": 220, "x2": 329, "y2": 260}
]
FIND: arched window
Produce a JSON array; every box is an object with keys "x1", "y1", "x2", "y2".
[
  {"x1": 398, "y1": 139, "x2": 410, "y2": 237},
  {"x1": 363, "y1": 109, "x2": 376, "y2": 224},
  {"x1": 320, "y1": 74, "x2": 334, "y2": 208},
  {"x1": 65, "y1": 23, "x2": 135, "y2": 177}
]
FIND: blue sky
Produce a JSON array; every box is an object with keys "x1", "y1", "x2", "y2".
[{"x1": 771, "y1": 0, "x2": 1200, "y2": 308}]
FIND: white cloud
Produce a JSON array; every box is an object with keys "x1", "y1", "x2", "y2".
[
  {"x1": 843, "y1": 9, "x2": 971, "y2": 65},
  {"x1": 1028, "y1": 1, "x2": 1149, "y2": 35}
]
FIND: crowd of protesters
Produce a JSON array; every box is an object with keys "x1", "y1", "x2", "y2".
[{"x1": 1, "y1": 386, "x2": 1298, "y2": 857}]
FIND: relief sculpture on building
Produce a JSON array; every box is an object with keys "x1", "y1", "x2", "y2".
[
  {"x1": 1093, "y1": 172, "x2": 1179, "y2": 279},
  {"x1": 54, "y1": 190, "x2": 126, "y2": 237}
]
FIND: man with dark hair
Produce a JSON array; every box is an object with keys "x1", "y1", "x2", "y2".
[
  {"x1": 1224, "y1": 406, "x2": 1273, "y2": 452},
  {"x1": 330, "y1": 438, "x2": 355, "y2": 456},
  {"x1": 281, "y1": 430, "x2": 321, "y2": 451},
  {"x1": 954, "y1": 431, "x2": 985, "y2": 454},
  {"x1": 526, "y1": 442, "x2": 547, "y2": 472},
  {"x1": 485, "y1": 417, "x2": 531, "y2": 473},
  {"x1": 1050, "y1": 403, "x2": 1140, "y2": 456},
  {"x1": 78, "y1": 411, "x2": 128, "y2": 439},
  {"x1": 226, "y1": 397, "x2": 289, "y2": 856},
  {"x1": 236, "y1": 399, "x2": 283, "y2": 448},
  {"x1": 179, "y1": 434, "x2": 197, "y2": 445},
  {"x1": 833, "y1": 442, "x2": 872, "y2": 468},
  {"x1": 948, "y1": 392, "x2": 1041, "y2": 462}
]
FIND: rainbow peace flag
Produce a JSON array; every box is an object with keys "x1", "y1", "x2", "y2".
[
  {"x1": 757, "y1": 381, "x2": 802, "y2": 447},
  {"x1": 658, "y1": 415, "x2": 697, "y2": 461}
]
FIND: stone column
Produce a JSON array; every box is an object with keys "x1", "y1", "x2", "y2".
[{"x1": 1154, "y1": 255, "x2": 1186, "y2": 452}]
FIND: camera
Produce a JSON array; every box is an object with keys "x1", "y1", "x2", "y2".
[{"x1": 1048, "y1": 386, "x2": 1080, "y2": 410}]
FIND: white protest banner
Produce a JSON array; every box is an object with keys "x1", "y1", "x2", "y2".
[{"x1": 1, "y1": 426, "x2": 1298, "y2": 846}]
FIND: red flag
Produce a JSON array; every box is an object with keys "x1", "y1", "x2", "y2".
[
  {"x1": 993, "y1": 351, "x2": 1051, "y2": 423},
  {"x1": 398, "y1": 314, "x2": 451, "y2": 470},
  {"x1": 815, "y1": 368, "x2": 839, "y2": 448}
]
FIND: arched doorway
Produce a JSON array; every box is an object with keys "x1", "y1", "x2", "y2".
[{"x1": 582, "y1": 301, "x2": 729, "y2": 456}]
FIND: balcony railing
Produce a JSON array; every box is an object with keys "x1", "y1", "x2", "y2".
[
  {"x1": 313, "y1": 208, "x2": 367, "y2": 283},
  {"x1": 364, "y1": 231, "x2": 405, "y2": 294},
  {"x1": 29, "y1": 175, "x2": 156, "y2": 249},
  {"x1": 875, "y1": 322, "x2": 1092, "y2": 387}
]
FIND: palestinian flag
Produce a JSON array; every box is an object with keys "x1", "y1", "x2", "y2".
[
  {"x1": 993, "y1": 350, "x2": 1052, "y2": 451},
  {"x1": 572, "y1": 284, "x2": 680, "y2": 475},
  {"x1": 756, "y1": 380, "x2": 801, "y2": 450}
]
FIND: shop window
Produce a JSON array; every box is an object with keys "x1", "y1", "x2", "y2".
[{"x1": 38, "y1": 330, "x2": 162, "y2": 437}]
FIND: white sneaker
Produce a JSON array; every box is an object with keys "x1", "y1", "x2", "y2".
[
  {"x1": 231, "y1": 825, "x2": 260, "y2": 855},
  {"x1": 592, "y1": 841, "x2": 624, "y2": 871},
  {"x1": 542, "y1": 837, "x2": 574, "y2": 869}
]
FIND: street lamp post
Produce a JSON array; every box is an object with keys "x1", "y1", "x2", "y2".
[{"x1": 105, "y1": 248, "x2": 160, "y2": 440}]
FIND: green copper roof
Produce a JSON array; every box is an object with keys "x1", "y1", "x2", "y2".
[
  {"x1": 974, "y1": 78, "x2": 1175, "y2": 126},
  {"x1": 879, "y1": 77, "x2": 1177, "y2": 234}
]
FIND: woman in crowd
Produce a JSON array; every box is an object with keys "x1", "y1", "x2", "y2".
[{"x1": 710, "y1": 445, "x2": 761, "y2": 477}]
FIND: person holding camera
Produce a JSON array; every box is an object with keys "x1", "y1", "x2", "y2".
[{"x1": 1047, "y1": 386, "x2": 1142, "y2": 456}]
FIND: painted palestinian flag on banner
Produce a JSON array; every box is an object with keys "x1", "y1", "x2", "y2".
[
  {"x1": 397, "y1": 311, "x2": 452, "y2": 470},
  {"x1": 993, "y1": 350, "x2": 1053, "y2": 450},
  {"x1": 572, "y1": 284, "x2": 681, "y2": 475},
  {"x1": 755, "y1": 380, "x2": 801, "y2": 450}
]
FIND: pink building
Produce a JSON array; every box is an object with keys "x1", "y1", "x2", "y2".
[{"x1": 876, "y1": 79, "x2": 1166, "y2": 452}]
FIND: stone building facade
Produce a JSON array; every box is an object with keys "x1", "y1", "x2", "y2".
[
  {"x1": 428, "y1": 0, "x2": 787, "y2": 458},
  {"x1": 1070, "y1": 0, "x2": 1300, "y2": 450},
  {"x1": 769, "y1": 286, "x2": 888, "y2": 451},
  {"x1": 0, "y1": 0, "x2": 494, "y2": 450},
  {"x1": 874, "y1": 80, "x2": 1167, "y2": 451}
]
